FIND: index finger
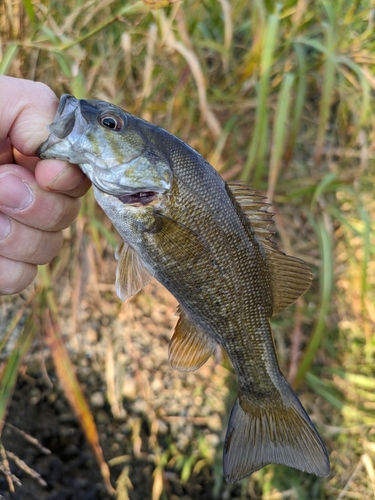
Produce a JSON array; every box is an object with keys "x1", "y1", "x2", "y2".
[{"x1": 0, "y1": 76, "x2": 59, "y2": 156}]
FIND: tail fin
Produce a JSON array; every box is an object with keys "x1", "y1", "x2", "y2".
[{"x1": 223, "y1": 381, "x2": 330, "y2": 483}]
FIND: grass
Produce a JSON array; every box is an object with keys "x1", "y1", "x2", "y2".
[{"x1": 1, "y1": 0, "x2": 375, "y2": 498}]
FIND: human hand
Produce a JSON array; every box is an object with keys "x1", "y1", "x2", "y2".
[{"x1": 0, "y1": 76, "x2": 91, "y2": 294}]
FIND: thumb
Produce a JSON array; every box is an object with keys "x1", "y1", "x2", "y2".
[{"x1": 0, "y1": 76, "x2": 59, "y2": 156}]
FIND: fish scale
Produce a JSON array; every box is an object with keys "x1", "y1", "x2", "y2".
[
  {"x1": 169, "y1": 199, "x2": 275, "y2": 389},
  {"x1": 37, "y1": 94, "x2": 330, "y2": 483},
  {"x1": 162, "y1": 180, "x2": 274, "y2": 387}
]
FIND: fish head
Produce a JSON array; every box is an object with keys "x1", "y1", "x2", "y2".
[{"x1": 37, "y1": 94, "x2": 172, "y2": 200}]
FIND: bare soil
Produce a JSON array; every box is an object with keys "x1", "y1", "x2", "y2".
[{"x1": 1, "y1": 274, "x2": 247, "y2": 500}]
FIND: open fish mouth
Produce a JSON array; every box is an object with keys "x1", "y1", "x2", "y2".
[
  {"x1": 48, "y1": 94, "x2": 80, "y2": 139},
  {"x1": 118, "y1": 191, "x2": 158, "y2": 205},
  {"x1": 37, "y1": 95, "x2": 84, "y2": 156}
]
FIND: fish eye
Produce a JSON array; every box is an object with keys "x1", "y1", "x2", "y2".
[{"x1": 99, "y1": 113, "x2": 124, "y2": 131}]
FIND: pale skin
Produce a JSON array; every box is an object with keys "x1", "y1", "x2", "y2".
[{"x1": 0, "y1": 76, "x2": 91, "y2": 294}]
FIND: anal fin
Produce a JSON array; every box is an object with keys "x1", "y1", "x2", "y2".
[
  {"x1": 115, "y1": 242, "x2": 154, "y2": 301},
  {"x1": 169, "y1": 307, "x2": 217, "y2": 372}
]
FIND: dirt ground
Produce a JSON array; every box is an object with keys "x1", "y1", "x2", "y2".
[
  {"x1": 1, "y1": 273, "x2": 248, "y2": 500},
  {"x1": 1, "y1": 373, "x2": 219, "y2": 500}
]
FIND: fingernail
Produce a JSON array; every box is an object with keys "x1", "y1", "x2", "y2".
[
  {"x1": 0, "y1": 213, "x2": 10, "y2": 239},
  {"x1": 0, "y1": 173, "x2": 34, "y2": 210}
]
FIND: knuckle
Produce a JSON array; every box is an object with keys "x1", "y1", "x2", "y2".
[
  {"x1": 0, "y1": 217, "x2": 63, "y2": 265},
  {"x1": 32, "y1": 232, "x2": 63, "y2": 265},
  {"x1": 0, "y1": 257, "x2": 37, "y2": 294},
  {"x1": 44, "y1": 197, "x2": 80, "y2": 231},
  {"x1": 36, "y1": 231, "x2": 63, "y2": 265}
]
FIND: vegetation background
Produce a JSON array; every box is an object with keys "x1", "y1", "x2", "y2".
[{"x1": 0, "y1": 0, "x2": 374, "y2": 498}]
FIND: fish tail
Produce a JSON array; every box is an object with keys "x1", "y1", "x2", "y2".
[{"x1": 223, "y1": 381, "x2": 330, "y2": 483}]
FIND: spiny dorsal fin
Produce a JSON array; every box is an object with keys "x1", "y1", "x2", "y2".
[
  {"x1": 115, "y1": 242, "x2": 154, "y2": 301},
  {"x1": 169, "y1": 306, "x2": 217, "y2": 372},
  {"x1": 227, "y1": 181, "x2": 312, "y2": 314}
]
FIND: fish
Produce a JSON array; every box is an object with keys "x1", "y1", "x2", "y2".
[{"x1": 37, "y1": 95, "x2": 330, "y2": 482}]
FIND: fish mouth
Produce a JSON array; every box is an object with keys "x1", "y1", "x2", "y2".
[
  {"x1": 118, "y1": 191, "x2": 158, "y2": 205},
  {"x1": 50, "y1": 94, "x2": 79, "y2": 138},
  {"x1": 36, "y1": 95, "x2": 84, "y2": 158}
]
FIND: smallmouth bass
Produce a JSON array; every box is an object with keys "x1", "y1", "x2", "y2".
[{"x1": 38, "y1": 95, "x2": 330, "y2": 482}]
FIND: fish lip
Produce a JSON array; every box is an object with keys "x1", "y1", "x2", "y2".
[
  {"x1": 56, "y1": 94, "x2": 79, "y2": 122},
  {"x1": 92, "y1": 182, "x2": 169, "y2": 198},
  {"x1": 37, "y1": 94, "x2": 81, "y2": 157},
  {"x1": 116, "y1": 190, "x2": 160, "y2": 205}
]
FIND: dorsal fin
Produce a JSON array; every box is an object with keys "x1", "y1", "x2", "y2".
[
  {"x1": 169, "y1": 306, "x2": 217, "y2": 372},
  {"x1": 115, "y1": 242, "x2": 154, "y2": 301},
  {"x1": 227, "y1": 181, "x2": 312, "y2": 314},
  {"x1": 265, "y1": 247, "x2": 312, "y2": 314}
]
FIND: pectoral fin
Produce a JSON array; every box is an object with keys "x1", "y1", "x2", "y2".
[
  {"x1": 115, "y1": 242, "x2": 154, "y2": 301},
  {"x1": 169, "y1": 307, "x2": 217, "y2": 372}
]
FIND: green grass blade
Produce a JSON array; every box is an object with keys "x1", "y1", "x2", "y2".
[
  {"x1": 295, "y1": 215, "x2": 333, "y2": 387},
  {"x1": 288, "y1": 43, "x2": 307, "y2": 158},
  {"x1": 310, "y1": 172, "x2": 337, "y2": 212},
  {"x1": 0, "y1": 44, "x2": 19, "y2": 75},
  {"x1": 58, "y1": 2, "x2": 153, "y2": 52},
  {"x1": 330, "y1": 369, "x2": 375, "y2": 391},
  {"x1": 359, "y1": 206, "x2": 371, "y2": 311},
  {"x1": 314, "y1": 22, "x2": 337, "y2": 166},
  {"x1": 337, "y1": 55, "x2": 371, "y2": 129},
  {"x1": 21, "y1": 0, "x2": 36, "y2": 28},
  {"x1": 0, "y1": 317, "x2": 37, "y2": 426},
  {"x1": 241, "y1": 7, "x2": 281, "y2": 185},
  {"x1": 305, "y1": 372, "x2": 344, "y2": 411},
  {"x1": 267, "y1": 72, "x2": 294, "y2": 200}
]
